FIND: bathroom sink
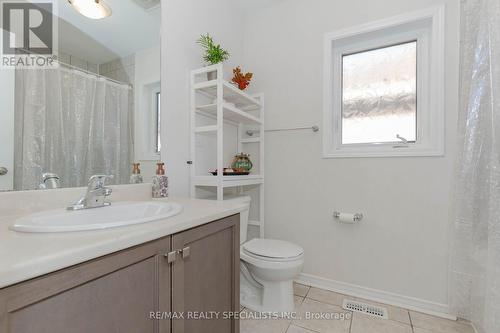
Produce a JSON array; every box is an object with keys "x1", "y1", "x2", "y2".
[{"x1": 9, "y1": 201, "x2": 183, "y2": 233}]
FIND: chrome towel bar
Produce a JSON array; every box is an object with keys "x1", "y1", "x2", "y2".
[{"x1": 246, "y1": 125, "x2": 319, "y2": 136}]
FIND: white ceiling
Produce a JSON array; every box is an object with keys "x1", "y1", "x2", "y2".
[{"x1": 56, "y1": 0, "x2": 161, "y2": 64}]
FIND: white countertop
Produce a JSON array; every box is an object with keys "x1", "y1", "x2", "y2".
[{"x1": 0, "y1": 197, "x2": 246, "y2": 289}]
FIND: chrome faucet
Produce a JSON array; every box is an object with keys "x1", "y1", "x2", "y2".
[
  {"x1": 39, "y1": 173, "x2": 61, "y2": 189},
  {"x1": 67, "y1": 175, "x2": 114, "y2": 211}
]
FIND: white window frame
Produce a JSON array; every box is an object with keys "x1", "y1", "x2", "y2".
[
  {"x1": 135, "y1": 80, "x2": 161, "y2": 161},
  {"x1": 322, "y1": 6, "x2": 445, "y2": 158},
  {"x1": 153, "y1": 88, "x2": 161, "y2": 153}
]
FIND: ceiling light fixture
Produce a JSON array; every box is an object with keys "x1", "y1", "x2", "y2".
[{"x1": 68, "y1": 0, "x2": 112, "y2": 19}]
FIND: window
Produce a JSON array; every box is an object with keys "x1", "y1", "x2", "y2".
[
  {"x1": 342, "y1": 42, "x2": 417, "y2": 145},
  {"x1": 323, "y1": 7, "x2": 445, "y2": 158},
  {"x1": 135, "y1": 81, "x2": 160, "y2": 160},
  {"x1": 156, "y1": 91, "x2": 161, "y2": 153}
]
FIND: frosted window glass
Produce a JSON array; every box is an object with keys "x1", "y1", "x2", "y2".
[{"x1": 341, "y1": 41, "x2": 417, "y2": 144}]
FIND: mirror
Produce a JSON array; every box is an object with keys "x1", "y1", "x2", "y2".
[{"x1": 0, "y1": 0, "x2": 161, "y2": 191}]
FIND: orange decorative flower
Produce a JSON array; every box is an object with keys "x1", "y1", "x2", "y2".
[{"x1": 232, "y1": 67, "x2": 253, "y2": 90}]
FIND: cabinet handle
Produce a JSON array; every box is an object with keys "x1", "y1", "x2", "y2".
[
  {"x1": 164, "y1": 247, "x2": 190, "y2": 263},
  {"x1": 165, "y1": 251, "x2": 178, "y2": 263},
  {"x1": 0, "y1": 167, "x2": 7, "y2": 176},
  {"x1": 180, "y1": 247, "x2": 190, "y2": 259}
]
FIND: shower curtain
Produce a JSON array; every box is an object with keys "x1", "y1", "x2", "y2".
[
  {"x1": 450, "y1": 0, "x2": 500, "y2": 332},
  {"x1": 14, "y1": 67, "x2": 132, "y2": 190}
]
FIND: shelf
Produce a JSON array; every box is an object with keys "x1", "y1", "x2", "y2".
[
  {"x1": 240, "y1": 137, "x2": 261, "y2": 143},
  {"x1": 193, "y1": 80, "x2": 261, "y2": 111},
  {"x1": 193, "y1": 175, "x2": 264, "y2": 188},
  {"x1": 194, "y1": 125, "x2": 218, "y2": 133},
  {"x1": 196, "y1": 103, "x2": 262, "y2": 125},
  {"x1": 190, "y1": 65, "x2": 264, "y2": 239}
]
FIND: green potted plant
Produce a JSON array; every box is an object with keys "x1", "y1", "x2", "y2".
[{"x1": 197, "y1": 33, "x2": 230, "y2": 80}]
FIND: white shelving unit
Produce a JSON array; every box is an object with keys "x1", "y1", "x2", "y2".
[{"x1": 190, "y1": 64, "x2": 265, "y2": 237}]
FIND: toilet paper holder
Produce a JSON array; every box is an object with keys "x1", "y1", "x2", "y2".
[{"x1": 333, "y1": 211, "x2": 364, "y2": 222}]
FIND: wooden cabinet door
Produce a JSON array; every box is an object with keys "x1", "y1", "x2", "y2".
[
  {"x1": 0, "y1": 237, "x2": 171, "y2": 333},
  {"x1": 171, "y1": 214, "x2": 240, "y2": 333}
]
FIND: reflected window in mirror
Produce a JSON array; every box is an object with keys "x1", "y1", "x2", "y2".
[{"x1": 156, "y1": 91, "x2": 161, "y2": 153}]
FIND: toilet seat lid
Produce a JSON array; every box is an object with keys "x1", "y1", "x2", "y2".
[{"x1": 243, "y1": 239, "x2": 303, "y2": 259}]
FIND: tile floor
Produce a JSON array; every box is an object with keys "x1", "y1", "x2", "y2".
[{"x1": 240, "y1": 282, "x2": 475, "y2": 333}]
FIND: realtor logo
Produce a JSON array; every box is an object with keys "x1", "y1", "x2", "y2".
[{"x1": 1, "y1": 0, "x2": 57, "y2": 67}]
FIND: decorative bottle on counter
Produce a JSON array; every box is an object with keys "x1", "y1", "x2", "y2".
[
  {"x1": 130, "y1": 163, "x2": 143, "y2": 184},
  {"x1": 152, "y1": 162, "x2": 168, "y2": 198}
]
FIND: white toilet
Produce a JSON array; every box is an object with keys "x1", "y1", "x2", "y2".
[{"x1": 231, "y1": 196, "x2": 304, "y2": 313}]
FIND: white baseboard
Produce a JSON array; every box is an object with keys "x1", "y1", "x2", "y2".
[{"x1": 296, "y1": 273, "x2": 457, "y2": 321}]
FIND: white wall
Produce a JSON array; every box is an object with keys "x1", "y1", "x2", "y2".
[
  {"x1": 242, "y1": 0, "x2": 459, "y2": 312},
  {"x1": 161, "y1": 0, "x2": 246, "y2": 196}
]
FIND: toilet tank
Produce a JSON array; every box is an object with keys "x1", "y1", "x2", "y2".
[{"x1": 225, "y1": 195, "x2": 251, "y2": 244}]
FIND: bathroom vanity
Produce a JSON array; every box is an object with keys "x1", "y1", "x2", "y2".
[{"x1": 0, "y1": 189, "x2": 244, "y2": 333}]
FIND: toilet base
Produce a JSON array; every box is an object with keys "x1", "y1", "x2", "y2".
[
  {"x1": 260, "y1": 280, "x2": 295, "y2": 313},
  {"x1": 240, "y1": 263, "x2": 297, "y2": 313}
]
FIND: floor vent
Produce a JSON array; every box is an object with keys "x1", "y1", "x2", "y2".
[{"x1": 342, "y1": 299, "x2": 388, "y2": 319}]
